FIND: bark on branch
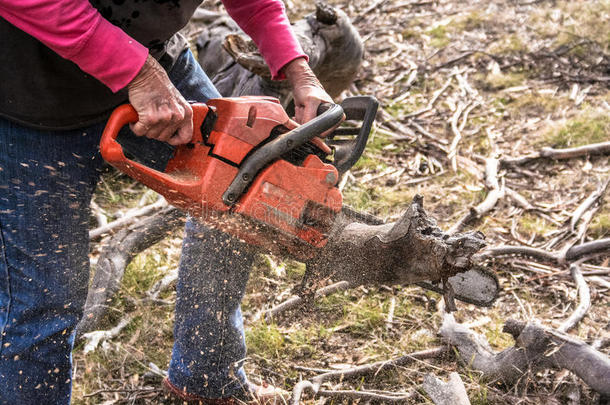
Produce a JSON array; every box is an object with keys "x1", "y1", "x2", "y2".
[
  {"x1": 306, "y1": 195, "x2": 487, "y2": 289},
  {"x1": 440, "y1": 314, "x2": 610, "y2": 396},
  {"x1": 501, "y1": 141, "x2": 610, "y2": 167},
  {"x1": 290, "y1": 347, "x2": 448, "y2": 404},
  {"x1": 423, "y1": 372, "x2": 471, "y2": 405}
]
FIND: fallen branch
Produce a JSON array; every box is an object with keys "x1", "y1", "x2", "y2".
[
  {"x1": 77, "y1": 207, "x2": 185, "y2": 338},
  {"x1": 447, "y1": 101, "x2": 468, "y2": 172},
  {"x1": 440, "y1": 314, "x2": 610, "y2": 396},
  {"x1": 566, "y1": 238, "x2": 610, "y2": 261},
  {"x1": 144, "y1": 268, "x2": 179, "y2": 305},
  {"x1": 81, "y1": 315, "x2": 133, "y2": 354},
  {"x1": 449, "y1": 157, "x2": 504, "y2": 234},
  {"x1": 410, "y1": 120, "x2": 449, "y2": 146},
  {"x1": 505, "y1": 187, "x2": 536, "y2": 210},
  {"x1": 501, "y1": 141, "x2": 610, "y2": 167},
  {"x1": 314, "y1": 388, "x2": 413, "y2": 402},
  {"x1": 570, "y1": 177, "x2": 610, "y2": 233},
  {"x1": 90, "y1": 199, "x2": 108, "y2": 227},
  {"x1": 253, "y1": 281, "x2": 350, "y2": 323},
  {"x1": 477, "y1": 238, "x2": 610, "y2": 264},
  {"x1": 290, "y1": 347, "x2": 448, "y2": 404},
  {"x1": 404, "y1": 75, "x2": 454, "y2": 119},
  {"x1": 89, "y1": 198, "x2": 168, "y2": 240},
  {"x1": 423, "y1": 372, "x2": 471, "y2": 405},
  {"x1": 558, "y1": 263, "x2": 591, "y2": 333}
]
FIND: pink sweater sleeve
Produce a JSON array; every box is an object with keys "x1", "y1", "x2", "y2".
[
  {"x1": 222, "y1": 0, "x2": 307, "y2": 80},
  {"x1": 0, "y1": 0, "x2": 148, "y2": 92}
]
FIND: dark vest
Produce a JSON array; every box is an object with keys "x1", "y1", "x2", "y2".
[{"x1": 0, "y1": 0, "x2": 200, "y2": 130}]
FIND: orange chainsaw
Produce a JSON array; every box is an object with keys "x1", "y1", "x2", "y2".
[{"x1": 100, "y1": 96, "x2": 378, "y2": 259}]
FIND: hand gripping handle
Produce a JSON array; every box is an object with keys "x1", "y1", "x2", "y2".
[{"x1": 100, "y1": 104, "x2": 207, "y2": 193}]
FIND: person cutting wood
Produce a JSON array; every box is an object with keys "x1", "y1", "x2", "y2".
[{"x1": 0, "y1": 1, "x2": 333, "y2": 403}]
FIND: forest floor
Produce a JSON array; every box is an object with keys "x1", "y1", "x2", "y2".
[{"x1": 73, "y1": 0, "x2": 609, "y2": 404}]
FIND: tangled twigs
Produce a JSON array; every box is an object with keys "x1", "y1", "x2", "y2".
[
  {"x1": 290, "y1": 347, "x2": 448, "y2": 404},
  {"x1": 475, "y1": 172, "x2": 610, "y2": 261},
  {"x1": 451, "y1": 142, "x2": 609, "y2": 237}
]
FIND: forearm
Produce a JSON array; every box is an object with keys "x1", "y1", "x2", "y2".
[
  {"x1": 221, "y1": 0, "x2": 307, "y2": 79},
  {"x1": 0, "y1": 0, "x2": 148, "y2": 92}
]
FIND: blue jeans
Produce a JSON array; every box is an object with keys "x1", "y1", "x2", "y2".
[{"x1": 0, "y1": 50, "x2": 254, "y2": 404}]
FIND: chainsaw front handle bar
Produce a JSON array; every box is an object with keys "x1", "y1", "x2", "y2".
[
  {"x1": 331, "y1": 96, "x2": 379, "y2": 174},
  {"x1": 222, "y1": 103, "x2": 344, "y2": 205}
]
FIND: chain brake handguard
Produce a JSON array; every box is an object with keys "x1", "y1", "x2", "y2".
[{"x1": 326, "y1": 96, "x2": 379, "y2": 175}]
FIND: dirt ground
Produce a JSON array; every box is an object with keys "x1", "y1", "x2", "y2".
[{"x1": 73, "y1": 0, "x2": 609, "y2": 404}]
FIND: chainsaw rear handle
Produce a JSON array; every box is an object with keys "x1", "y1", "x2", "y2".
[
  {"x1": 100, "y1": 103, "x2": 207, "y2": 192},
  {"x1": 327, "y1": 96, "x2": 379, "y2": 174},
  {"x1": 222, "y1": 102, "x2": 344, "y2": 205},
  {"x1": 101, "y1": 104, "x2": 139, "y2": 143}
]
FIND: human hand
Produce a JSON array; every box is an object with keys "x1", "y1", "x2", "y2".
[
  {"x1": 281, "y1": 57, "x2": 336, "y2": 124},
  {"x1": 127, "y1": 54, "x2": 193, "y2": 145}
]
